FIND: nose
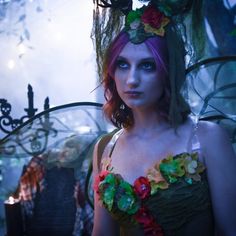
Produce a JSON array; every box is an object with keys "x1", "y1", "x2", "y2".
[{"x1": 126, "y1": 67, "x2": 140, "y2": 87}]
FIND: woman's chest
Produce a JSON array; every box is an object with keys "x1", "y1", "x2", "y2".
[
  {"x1": 98, "y1": 150, "x2": 210, "y2": 235},
  {"x1": 107, "y1": 138, "x2": 189, "y2": 184}
]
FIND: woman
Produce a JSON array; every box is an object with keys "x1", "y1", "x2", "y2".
[{"x1": 92, "y1": 3, "x2": 236, "y2": 236}]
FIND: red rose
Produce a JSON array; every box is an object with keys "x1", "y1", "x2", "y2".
[
  {"x1": 134, "y1": 176, "x2": 151, "y2": 199},
  {"x1": 99, "y1": 170, "x2": 110, "y2": 180},
  {"x1": 141, "y1": 5, "x2": 165, "y2": 28},
  {"x1": 135, "y1": 207, "x2": 164, "y2": 236},
  {"x1": 134, "y1": 206, "x2": 153, "y2": 225},
  {"x1": 143, "y1": 221, "x2": 164, "y2": 236},
  {"x1": 93, "y1": 170, "x2": 109, "y2": 193}
]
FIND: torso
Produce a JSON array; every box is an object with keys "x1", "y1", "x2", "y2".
[{"x1": 96, "y1": 118, "x2": 214, "y2": 236}]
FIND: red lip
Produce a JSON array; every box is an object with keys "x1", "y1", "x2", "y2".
[
  {"x1": 124, "y1": 91, "x2": 142, "y2": 95},
  {"x1": 124, "y1": 91, "x2": 143, "y2": 98}
]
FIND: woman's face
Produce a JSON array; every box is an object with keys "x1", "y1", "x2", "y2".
[{"x1": 114, "y1": 42, "x2": 165, "y2": 111}]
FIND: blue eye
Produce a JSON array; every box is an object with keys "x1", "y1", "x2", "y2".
[
  {"x1": 139, "y1": 61, "x2": 156, "y2": 71},
  {"x1": 116, "y1": 59, "x2": 129, "y2": 69}
]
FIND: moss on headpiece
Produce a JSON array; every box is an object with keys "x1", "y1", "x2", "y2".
[{"x1": 92, "y1": 0, "x2": 206, "y2": 127}]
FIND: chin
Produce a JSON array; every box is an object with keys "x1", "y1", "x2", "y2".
[
  {"x1": 125, "y1": 101, "x2": 155, "y2": 111},
  {"x1": 124, "y1": 101, "x2": 143, "y2": 108}
]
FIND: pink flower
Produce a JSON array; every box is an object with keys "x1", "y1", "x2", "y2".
[
  {"x1": 134, "y1": 176, "x2": 151, "y2": 199},
  {"x1": 93, "y1": 170, "x2": 109, "y2": 193}
]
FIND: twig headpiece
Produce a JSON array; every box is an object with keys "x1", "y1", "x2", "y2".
[
  {"x1": 92, "y1": 0, "x2": 205, "y2": 127},
  {"x1": 92, "y1": 0, "x2": 205, "y2": 76}
]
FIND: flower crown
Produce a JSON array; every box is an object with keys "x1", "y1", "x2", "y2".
[{"x1": 124, "y1": 4, "x2": 170, "y2": 44}]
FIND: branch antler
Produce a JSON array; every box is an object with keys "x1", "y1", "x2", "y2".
[{"x1": 95, "y1": 0, "x2": 133, "y2": 15}]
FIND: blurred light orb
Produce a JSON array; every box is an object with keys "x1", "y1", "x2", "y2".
[
  {"x1": 7, "y1": 59, "x2": 15, "y2": 70},
  {"x1": 17, "y1": 44, "x2": 26, "y2": 55}
]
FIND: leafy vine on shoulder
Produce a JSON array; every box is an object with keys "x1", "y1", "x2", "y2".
[{"x1": 91, "y1": 1, "x2": 236, "y2": 236}]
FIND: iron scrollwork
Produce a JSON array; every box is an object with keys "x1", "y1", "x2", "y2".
[
  {"x1": 0, "y1": 84, "x2": 53, "y2": 156},
  {"x1": 0, "y1": 84, "x2": 49, "y2": 135},
  {"x1": 0, "y1": 114, "x2": 55, "y2": 157},
  {"x1": 0, "y1": 101, "x2": 106, "y2": 157}
]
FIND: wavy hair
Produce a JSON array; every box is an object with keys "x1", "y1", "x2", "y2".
[{"x1": 102, "y1": 31, "x2": 190, "y2": 128}]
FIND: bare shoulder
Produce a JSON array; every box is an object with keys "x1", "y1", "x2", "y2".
[
  {"x1": 198, "y1": 120, "x2": 227, "y2": 135},
  {"x1": 196, "y1": 120, "x2": 236, "y2": 163},
  {"x1": 92, "y1": 135, "x2": 109, "y2": 175},
  {"x1": 92, "y1": 140, "x2": 100, "y2": 175},
  {"x1": 197, "y1": 121, "x2": 236, "y2": 234},
  {"x1": 92, "y1": 132, "x2": 120, "y2": 236},
  {"x1": 93, "y1": 129, "x2": 119, "y2": 174},
  {"x1": 197, "y1": 120, "x2": 231, "y2": 147}
]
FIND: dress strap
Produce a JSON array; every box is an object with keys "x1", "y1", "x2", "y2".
[
  {"x1": 96, "y1": 129, "x2": 119, "y2": 171},
  {"x1": 107, "y1": 129, "x2": 124, "y2": 157},
  {"x1": 188, "y1": 116, "x2": 201, "y2": 153}
]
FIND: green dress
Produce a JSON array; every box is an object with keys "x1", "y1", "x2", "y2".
[{"x1": 94, "y1": 130, "x2": 214, "y2": 236}]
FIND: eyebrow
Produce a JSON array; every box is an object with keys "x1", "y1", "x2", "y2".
[{"x1": 116, "y1": 56, "x2": 155, "y2": 62}]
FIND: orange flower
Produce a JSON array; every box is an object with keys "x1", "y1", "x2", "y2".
[
  {"x1": 146, "y1": 164, "x2": 166, "y2": 183},
  {"x1": 146, "y1": 164, "x2": 169, "y2": 194}
]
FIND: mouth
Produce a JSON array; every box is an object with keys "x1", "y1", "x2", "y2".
[
  {"x1": 124, "y1": 91, "x2": 142, "y2": 95},
  {"x1": 124, "y1": 91, "x2": 143, "y2": 98}
]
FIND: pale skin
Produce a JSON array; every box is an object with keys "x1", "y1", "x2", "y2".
[{"x1": 92, "y1": 42, "x2": 236, "y2": 236}]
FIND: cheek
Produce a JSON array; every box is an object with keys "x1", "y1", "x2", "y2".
[
  {"x1": 114, "y1": 69, "x2": 124, "y2": 80},
  {"x1": 114, "y1": 81, "x2": 123, "y2": 99},
  {"x1": 113, "y1": 81, "x2": 122, "y2": 100},
  {"x1": 147, "y1": 75, "x2": 165, "y2": 97},
  {"x1": 114, "y1": 71, "x2": 125, "y2": 89}
]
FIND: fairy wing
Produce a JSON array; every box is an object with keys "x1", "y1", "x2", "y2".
[{"x1": 182, "y1": 56, "x2": 236, "y2": 149}]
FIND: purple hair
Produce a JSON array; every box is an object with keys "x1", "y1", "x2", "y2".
[
  {"x1": 107, "y1": 32, "x2": 169, "y2": 78},
  {"x1": 103, "y1": 31, "x2": 171, "y2": 127}
]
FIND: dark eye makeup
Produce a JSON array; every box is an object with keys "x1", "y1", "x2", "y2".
[
  {"x1": 115, "y1": 58, "x2": 129, "y2": 69},
  {"x1": 139, "y1": 60, "x2": 156, "y2": 71},
  {"x1": 115, "y1": 57, "x2": 156, "y2": 71}
]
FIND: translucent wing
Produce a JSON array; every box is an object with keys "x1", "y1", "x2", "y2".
[
  {"x1": 0, "y1": 102, "x2": 114, "y2": 235},
  {"x1": 182, "y1": 56, "x2": 236, "y2": 149}
]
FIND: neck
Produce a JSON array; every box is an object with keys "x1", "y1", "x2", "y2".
[{"x1": 126, "y1": 108, "x2": 171, "y2": 137}]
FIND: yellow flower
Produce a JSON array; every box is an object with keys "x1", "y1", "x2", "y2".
[
  {"x1": 185, "y1": 156, "x2": 198, "y2": 174},
  {"x1": 183, "y1": 153, "x2": 205, "y2": 182},
  {"x1": 143, "y1": 17, "x2": 170, "y2": 36}
]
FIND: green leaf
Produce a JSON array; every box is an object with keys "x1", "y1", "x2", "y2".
[
  {"x1": 103, "y1": 185, "x2": 116, "y2": 211},
  {"x1": 117, "y1": 194, "x2": 139, "y2": 214},
  {"x1": 119, "y1": 181, "x2": 133, "y2": 194}
]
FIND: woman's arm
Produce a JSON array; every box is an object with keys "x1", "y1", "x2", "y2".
[
  {"x1": 92, "y1": 141, "x2": 119, "y2": 236},
  {"x1": 199, "y1": 121, "x2": 236, "y2": 236}
]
